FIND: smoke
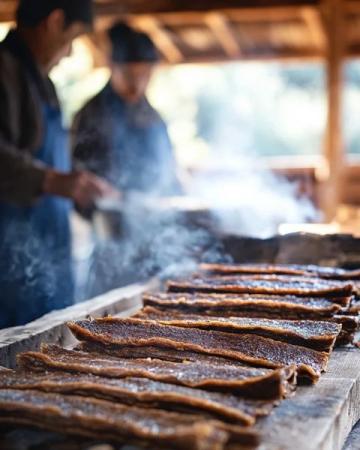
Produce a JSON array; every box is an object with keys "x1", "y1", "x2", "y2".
[
  {"x1": 85, "y1": 112, "x2": 319, "y2": 297},
  {"x1": 89, "y1": 201, "x2": 229, "y2": 297},
  {"x1": 188, "y1": 155, "x2": 318, "y2": 238},
  {"x1": 184, "y1": 82, "x2": 319, "y2": 238},
  {"x1": 76, "y1": 65, "x2": 321, "y2": 298}
]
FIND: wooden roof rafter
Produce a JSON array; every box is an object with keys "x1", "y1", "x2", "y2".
[
  {"x1": 93, "y1": 0, "x2": 319, "y2": 16},
  {"x1": 300, "y1": 6, "x2": 327, "y2": 51},
  {"x1": 2, "y1": 0, "x2": 360, "y2": 65},
  {"x1": 204, "y1": 12, "x2": 242, "y2": 58},
  {"x1": 130, "y1": 15, "x2": 184, "y2": 63}
]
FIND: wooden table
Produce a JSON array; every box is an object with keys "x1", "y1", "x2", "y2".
[
  {"x1": 0, "y1": 281, "x2": 153, "y2": 368},
  {"x1": 256, "y1": 348, "x2": 360, "y2": 450},
  {"x1": 1, "y1": 288, "x2": 360, "y2": 450}
]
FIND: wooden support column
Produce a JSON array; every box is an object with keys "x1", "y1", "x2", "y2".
[{"x1": 320, "y1": 0, "x2": 346, "y2": 221}]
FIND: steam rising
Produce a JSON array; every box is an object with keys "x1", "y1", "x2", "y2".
[
  {"x1": 87, "y1": 115, "x2": 318, "y2": 297},
  {"x1": 188, "y1": 155, "x2": 318, "y2": 238}
]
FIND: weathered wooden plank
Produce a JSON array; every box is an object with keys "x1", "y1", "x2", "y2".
[
  {"x1": 256, "y1": 348, "x2": 360, "y2": 450},
  {"x1": 0, "y1": 281, "x2": 155, "y2": 369}
]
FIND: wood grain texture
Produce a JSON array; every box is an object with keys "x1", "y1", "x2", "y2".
[
  {"x1": 255, "y1": 348, "x2": 360, "y2": 450},
  {"x1": 1, "y1": 299, "x2": 360, "y2": 449},
  {"x1": 0, "y1": 282, "x2": 155, "y2": 369}
]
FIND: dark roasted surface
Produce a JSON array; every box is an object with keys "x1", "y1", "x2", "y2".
[
  {"x1": 135, "y1": 307, "x2": 340, "y2": 352},
  {"x1": 68, "y1": 318, "x2": 329, "y2": 381},
  {"x1": 0, "y1": 389, "x2": 232, "y2": 450},
  {"x1": 200, "y1": 263, "x2": 360, "y2": 280},
  {"x1": 18, "y1": 345, "x2": 295, "y2": 399},
  {"x1": 0, "y1": 369, "x2": 279, "y2": 425},
  {"x1": 143, "y1": 292, "x2": 346, "y2": 319},
  {"x1": 2, "y1": 250, "x2": 360, "y2": 449}
]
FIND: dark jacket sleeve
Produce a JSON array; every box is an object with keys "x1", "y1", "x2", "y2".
[
  {"x1": 0, "y1": 54, "x2": 46, "y2": 205},
  {"x1": 71, "y1": 98, "x2": 111, "y2": 219}
]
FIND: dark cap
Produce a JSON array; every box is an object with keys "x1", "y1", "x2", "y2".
[
  {"x1": 109, "y1": 22, "x2": 160, "y2": 64},
  {"x1": 17, "y1": 0, "x2": 94, "y2": 28}
]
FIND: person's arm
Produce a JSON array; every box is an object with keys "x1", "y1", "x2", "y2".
[
  {"x1": 0, "y1": 81, "x2": 115, "y2": 208},
  {"x1": 71, "y1": 104, "x2": 110, "y2": 178}
]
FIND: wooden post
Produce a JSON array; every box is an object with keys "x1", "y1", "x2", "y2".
[{"x1": 320, "y1": 0, "x2": 346, "y2": 221}]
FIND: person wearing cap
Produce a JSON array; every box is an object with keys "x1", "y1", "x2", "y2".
[
  {"x1": 0, "y1": 0, "x2": 117, "y2": 328},
  {"x1": 72, "y1": 22, "x2": 181, "y2": 196},
  {"x1": 72, "y1": 22, "x2": 182, "y2": 297}
]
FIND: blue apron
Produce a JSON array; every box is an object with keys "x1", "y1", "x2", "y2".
[{"x1": 0, "y1": 104, "x2": 74, "y2": 328}]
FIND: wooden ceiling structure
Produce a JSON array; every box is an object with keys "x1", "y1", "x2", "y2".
[
  {"x1": 0, "y1": 0, "x2": 358, "y2": 63},
  {"x1": 1, "y1": 0, "x2": 360, "y2": 219}
]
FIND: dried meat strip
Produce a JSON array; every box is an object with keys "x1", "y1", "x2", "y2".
[
  {"x1": 200, "y1": 263, "x2": 360, "y2": 280},
  {"x1": 167, "y1": 276, "x2": 354, "y2": 299},
  {"x1": 67, "y1": 318, "x2": 329, "y2": 381},
  {"x1": 333, "y1": 315, "x2": 360, "y2": 332},
  {"x1": 335, "y1": 331, "x2": 355, "y2": 346},
  {"x1": 0, "y1": 370, "x2": 277, "y2": 425},
  {"x1": 77, "y1": 341, "x2": 296, "y2": 393},
  {"x1": 18, "y1": 345, "x2": 295, "y2": 399},
  {"x1": 142, "y1": 293, "x2": 353, "y2": 346},
  {"x1": 135, "y1": 307, "x2": 341, "y2": 352},
  {"x1": 143, "y1": 292, "x2": 346, "y2": 318},
  {"x1": 0, "y1": 389, "x2": 230, "y2": 449}
]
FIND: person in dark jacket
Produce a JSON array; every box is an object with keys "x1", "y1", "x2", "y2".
[
  {"x1": 72, "y1": 22, "x2": 181, "y2": 196},
  {"x1": 0, "y1": 0, "x2": 116, "y2": 328},
  {"x1": 72, "y1": 22, "x2": 182, "y2": 297}
]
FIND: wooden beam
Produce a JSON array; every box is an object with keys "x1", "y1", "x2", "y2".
[
  {"x1": 81, "y1": 34, "x2": 108, "y2": 68},
  {"x1": 145, "y1": 6, "x2": 303, "y2": 26},
  {"x1": 204, "y1": 12, "x2": 241, "y2": 58},
  {"x1": 130, "y1": 15, "x2": 183, "y2": 64},
  {"x1": 94, "y1": 0, "x2": 317, "y2": 17},
  {"x1": 222, "y1": 5, "x2": 306, "y2": 21},
  {"x1": 345, "y1": 1, "x2": 360, "y2": 15},
  {"x1": 320, "y1": 0, "x2": 346, "y2": 221},
  {"x1": 300, "y1": 6, "x2": 327, "y2": 50},
  {"x1": 0, "y1": 0, "x2": 17, "y2": 22},
  {"x1": 171, "y1": 49, "x2": 323, "y2": 64}
]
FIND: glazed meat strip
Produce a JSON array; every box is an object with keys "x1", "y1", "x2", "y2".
[
  {"x1": 77, "y1": 341, "x2": 297, "y2": 397},
  {"x1": 330, "y1": 315, "x2": 360, "y2": 346},
  {"x1": 0, "y1": 389, "x2": 231, "y2": 450},
  {"x1": 135, "y1": 307, "x2": 341, "y2": 352},
  {"x1": 167, "y1": 276, "x2": 354, "y2": 299},
  {"x1": 18, "y1": 345, "x2": 295, "y2": 399},
  {"x1": 0, "y1": 370, "x2": 277, "y2": 425},
  {"x1": 200, "y1": 263, "x2": 360, "y2": 280},
  {"x1": 143, "y1": 292, "x2": 346, "y2": 318},
  {"x1": 68, "y1": 318, "x2": 329, "y2": 381}
]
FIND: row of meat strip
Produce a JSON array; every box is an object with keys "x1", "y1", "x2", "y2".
[{"x1": 0, "y1": 262, "x2": 359, "y2": 450}]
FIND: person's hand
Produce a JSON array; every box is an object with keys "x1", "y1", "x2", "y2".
[{"x1": 43, "y1": 169, "x2": 120, "y2": 209}]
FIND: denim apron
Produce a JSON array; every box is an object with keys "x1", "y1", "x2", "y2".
[{"x1": 0, "y1": 104, "x2": 74, "y2": 328}]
